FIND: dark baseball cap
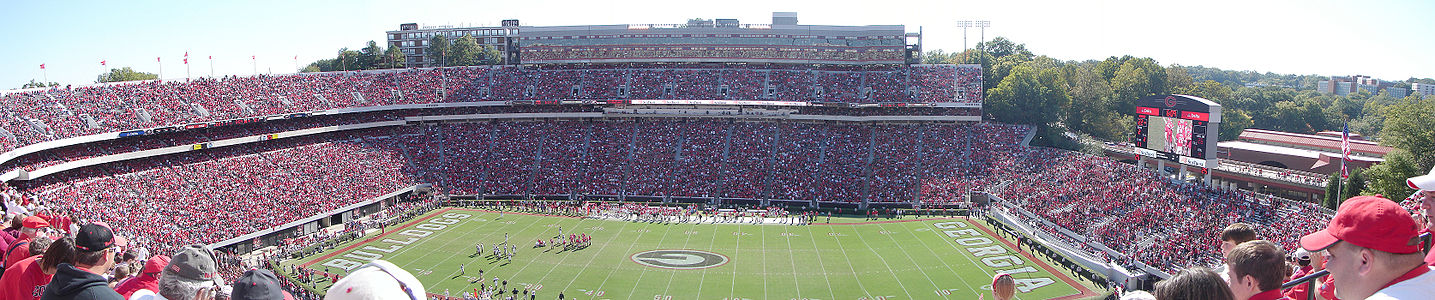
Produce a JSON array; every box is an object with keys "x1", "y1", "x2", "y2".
[
  {"x1": 233, "y1": 269, "x2": 292, "y2": 300},
  {"x1": 74, "y1": 223, "x2": 114, "y2": 252}
]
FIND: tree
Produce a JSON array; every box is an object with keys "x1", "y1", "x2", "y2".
[
  {"x1": 1110, "y1": 58, "x2": 1168, "y2": 114},
  {"x1": 1377, "y1": 97, "x2": 1435, "y2": 169},
  {"x1": 986, "y1": 62, "x2": 1069, "y2": 129},
  {"x1": 1341, "y1": 167, "x2": 1366, "y2": 201},
  {"x1": 479, "y1": 45, "x2": 503, "y2": 65},
  {"x1": 359, "y1": 40, "x2": 382, "y2": 70},
  {"x1": 1167, "y1": 65, "x2": 1195, "y2": 95},
  {"x1": 382, "y1": 45, "x2": 406, "y2": 69},
  {"x1": 922, "y1": 50, "x2": 958, "y2": 64},
  {"x1": 450, "y1": 34, "x2": 482, "y2": 66},
  {"x1": 21, "y1": 79, "x2": 58, "y2": 89},
  {"x1": 1063, "y1": 64, "x2": 1125, "y2": 140},
  {"x1": 96, "y1": 67, "x2": 158, "y2": 83},
  {"x1": 1364, "y1": 149, "x2": 1426, "y2": 199},
  {"x1": 334, "y1": 48, "x2": 361, "y2": 71},
  {"x1": 1323, "y1": 172, "x2": 1341, "y2": 209},
  {"x1": 427, "y1": 35, "x2": 452, "y2": 67},
  {"x1": 1219, "y1": 109, "x2": 1253, "y2": 141}
]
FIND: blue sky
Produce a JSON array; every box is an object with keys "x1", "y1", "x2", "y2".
[{"x1": 3, "y1": 0, "x2": 1433, "y2": 89}]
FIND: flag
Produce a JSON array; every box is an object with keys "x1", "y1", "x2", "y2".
[
  {"x1": 157, "y1": 57, "x2": 161, "y2": 62},
  {"x1": 184, "y1": 52, "x2": 189, "y2": 64},
  {"x1": 1341, "y1": 123, "x2": 1351, "y2": 179},
  {"x1": 252, "y1": 55, "x2": 256, "y2": 60},
  {"x1": 100, "y1": 60, "x2": 106, "y2": 66},
  {"x1": 208, "y1": 55, "x2": 213, "y2": 60},
  {"x1": 39, "y1": 63, "x2": 45, "y2": 69}
]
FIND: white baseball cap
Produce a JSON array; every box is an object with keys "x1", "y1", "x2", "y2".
[
  {"x1": 1408, "y1": 165, "x2": 1435, "y2": 191},
  {"x1": 325, "y1": 260, "x2": 425, "y2": 300}
]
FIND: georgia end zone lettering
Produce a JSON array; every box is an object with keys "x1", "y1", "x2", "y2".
[
  {"x1": 933, "y1": 221, "x2": 1055, "y2": 293},
  {"x1": 322, "y1": 212, "x2": 473, "y2": 271}
]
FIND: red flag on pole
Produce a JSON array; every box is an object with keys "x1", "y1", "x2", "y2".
[
  {"x1": 100, "y1": 60, "x2": 106, "y2": 66},
  {"x1": 157, "y1": 57, "x2": 161, "y2": 62},
  {"x1": 251, "y1": 55, "x2": 256, "y2": 60},
  {"x1": 184, "y1": 58, "x2": 188, "y2": 64},
  {"x1": 39, "y1": 64, "x2": 45, "y2": 69}
]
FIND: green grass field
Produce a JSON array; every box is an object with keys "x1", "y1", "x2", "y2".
[{"x1": 290, "y1": 207, "x2": 1097, "y2": 300}]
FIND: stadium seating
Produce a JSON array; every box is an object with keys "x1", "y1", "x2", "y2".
[{"x1": 0, "y1": 65, "x2": 984, "y2": 152}]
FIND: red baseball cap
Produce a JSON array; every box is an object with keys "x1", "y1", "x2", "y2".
[
  {"x1": 1300, "y1": 195, "x2": 1421, "y2": 254},
  {"x1": 22, "y1": 216, "x2": 49, "y2": 229}
]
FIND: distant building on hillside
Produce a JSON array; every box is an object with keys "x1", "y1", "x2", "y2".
[
  {"x1": 1317, "y1": 75, "x2": 1407, "y2": 97},
  {"x1": 1412, "y1": 82, "x2": 1435, "y2": 97}
]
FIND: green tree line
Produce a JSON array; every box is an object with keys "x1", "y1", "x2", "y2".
[
  {"x1": 303, "y1": 35, "x2": 503, "y2": 73},
  {"x1": 925, "y1": 37, "x2": 1435, "y2": 204}
]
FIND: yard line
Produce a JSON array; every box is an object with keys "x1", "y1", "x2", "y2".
[
  {"x1": 529, "y1": 216, "x2": 597, "y2": 287},
  {"x1": 620, "y1": 220, "x2": 677, "y2": 299},
  {"x1": 875, "y1": 222, "x2": 954, "y2": 299},
  {"x1": 555, "y1": 216, "x2": 635, "y2": 297},
  {"x1": 692, "y1": 219, "x2": 724, "y2": 299},
  {"x1": 780, "y1": 226, "x2": 803, "y2": 298},
  {"x1": 422, "y1": 210, "x2": 545, "y2": 289},
  {"x1": 848, "y1": 223, "x2": 916, "y2": 299},
  {"x1": 659, "y1": 222, "x2": 703, "y2": 298},
  {"x1": 729, "y1": 224, "x2": 742, "y2": 298},
  {"x1": 803, "y1": 225, "x2": 842, "y2": 300},
  {"x1": 759, "y1": 224, "x2": 768, "y2": 300}
]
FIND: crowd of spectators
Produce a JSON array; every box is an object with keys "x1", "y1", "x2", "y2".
[
  {"x1": 990, "y1": 148, "x2": 1332, "y2": 275},
  {"x1": 0, "y1": 64, "x2": 983, "y2": 152},
  {"x1": 13, "y1": 132, "x2": 418, "y2": 261}
]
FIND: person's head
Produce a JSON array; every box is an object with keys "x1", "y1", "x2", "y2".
[
  {"x1": 159, "y1": 245, "x2": 229, "y2": 300},
  {"x1": 19, "y1": 216, "x2": 49, "y2": 239},
  {"x1": 140, "y1": 255, "x2": 171, "y2": 277},
  {"x1": 1301, "y1": 195, "x2": 1426, "y2": 300},
  {"x1": 1410, "y1": 170, "x2": 1435, "y2": 229},
  {"x1": 27, "y1": 236, "x2": 52, "y2": 256},
  {"x1": 8, "y1": 214, "x2": 22, "y2": 230},
  {"x1": 40, "y1": 237, "x2": 77, "y2": 274},
  {"x1": 325, "y1": 260, "x2": 425, "y2": 300},
  {"x1": 112, "y1": 263, "x2": 132, "y2": 283},
  {"x1": 1218, "y1": 223, "x2": 1257, "y2": 256},
  {"x1": 1119, "y1": 290, "x2": 1156, "y2": 300},
  {"x1": 73, "y1": 223, "x2": 116, "y2": 273},
  {"x1": 1291, "y1": 249, "x2": 1312, "y2": 267},
  {"x1": 232, "y1": 269, "x2": 292, "y2": 300},
  {"x1": 991, "y1": 273, "x2": 1015, "y2": 300},
  {"x1": 1154, "y1": 267, "x2": 1235, "y2": 300},
  {"x1": 1223, "y1": 240, "x2": 1287, "y2": 300}
]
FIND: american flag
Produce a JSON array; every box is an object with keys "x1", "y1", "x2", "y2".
[{"x1": 1341, "y1": 123, "x2": 1351, "y2": 178}]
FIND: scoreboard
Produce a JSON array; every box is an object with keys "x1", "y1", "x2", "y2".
[{"x1": 1131, "y1": 95, "x2": 1222, "y2": 168}]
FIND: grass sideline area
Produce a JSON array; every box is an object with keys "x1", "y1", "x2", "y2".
[{"x1": 287, "y1": 207, "x2": 1100, "y2": 299}]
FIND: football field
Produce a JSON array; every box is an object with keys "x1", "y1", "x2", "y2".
[{"x1": 291, "y1": 207, "x2": 1098, "y2": 300}]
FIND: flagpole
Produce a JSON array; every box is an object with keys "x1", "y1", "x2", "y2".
[{"x1": 209, "y1": 56, "x2": 215, "y2": 78}]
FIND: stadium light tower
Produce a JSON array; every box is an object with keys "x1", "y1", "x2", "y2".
[
  {"x1": 956, "y1": 20, "x2": 973, "y2": 50},
  {"x1": 975, "y1": 21, "x2": 991, "y2": 51}
]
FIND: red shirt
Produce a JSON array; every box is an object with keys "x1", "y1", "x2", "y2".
[
  {"x1": 3, "y1": 237, "x2": 33, "y2": 269},
  {"x1": 1248, "y1": 289, "x2": 1290, "y2": 300},
  {"x1": 0, "y1": 255, "x2": 50, "y2": 300},
  {"x1": 1425, "y1": 229, "x2": 1435, "y2": 265}
]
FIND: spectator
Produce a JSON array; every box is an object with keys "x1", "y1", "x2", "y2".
[
  {"x1": 113, "y1": 255, "x2": 168, "y2": 299},
  {"x1": 0, "y1": 237, "x2": 70, "y2": 300},
  {"x1": 1153, "y1": 267, "x2": 1235, "y2": 300},
  {"x1": 230, "y1": 269, "x2": 293, "y2": 300},
  {"x1": 991, "y1": 273, "x2": 1015, "y2": 300},
  {"x1": 42, "y1": 224, "x2": 123, "y2": 300},
  {"x1": 1223, "y1": 240, "x2": 1289, "y2": 300},
  {"x1": 1406, "y1": 167, "x2": 1435, "y2": 264},
  {"x1": 1282, "y1": 249, "x2": 1314, "y2": 300},
  {"x1": 324, "y1": 260, "x2": 424, "y2": 300},
  {"x1": 1300, "y1": 195, "x2": 1434, "y2": 299},
  {"x1": 6, "y1": 217, "x2": 51, "y2": 271},
  {"x1": 156, "y1": 245, "x2": 229, "y2": 300},
  {"x1": 1220, "y1": 223, "x2": 1259, "y2": 257}
]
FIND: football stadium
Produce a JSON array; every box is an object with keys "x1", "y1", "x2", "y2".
[{"x1": 3, "y1": 5, "x2": 1435, "y2": 300}]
